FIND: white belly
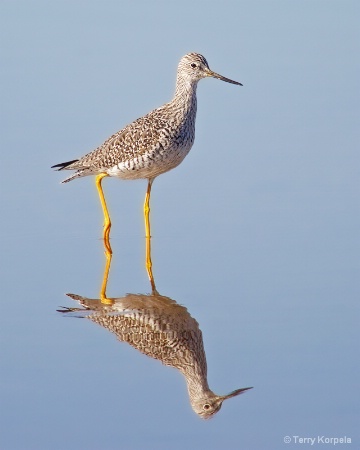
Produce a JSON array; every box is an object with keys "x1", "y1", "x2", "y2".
[{"x1": 107, "y1": 143, "x2": 192, "y2": 180}]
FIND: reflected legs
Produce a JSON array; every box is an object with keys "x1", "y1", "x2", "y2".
[
  {"x1": 95, "y1": 173, "x2": 112, "y2": 254},
  {"x1": 99, "y1": 246, "x2": 114, "y2": 305}
]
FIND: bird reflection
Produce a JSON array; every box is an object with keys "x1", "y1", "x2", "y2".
[{"x1": 59, "y1": 240, "x2": 252, "y2": 418}]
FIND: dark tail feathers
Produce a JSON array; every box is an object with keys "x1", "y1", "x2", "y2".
[{"x1": 51, "y1": 159, "x2": 79, "y2": 170}]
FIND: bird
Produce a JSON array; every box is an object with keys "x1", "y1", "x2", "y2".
[
  {"x1": 60, "y1": 292, "x2": 252, "y2": 419},
  {"x1": 52, "y1": 53, "x2": 242, "y2": 254}
]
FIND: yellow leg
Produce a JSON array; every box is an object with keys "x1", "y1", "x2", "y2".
[
  {"x1": 144, "y1": 178, "x2": 153, "y2": 239},
  {"x1": 146, "y1": 232, "x2": 157, "y2": 294},
  {"x1": 99, "y1": 246, "x2": 114, "y2": 305},
  {"x1": 95, "y1": 173, "x2": 112, "y2": 254},
  {"x1": 144, "y1": 179, "x2": 156, "y2": 293}
]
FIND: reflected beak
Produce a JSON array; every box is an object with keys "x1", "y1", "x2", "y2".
[
  {"x1": 221, "y1": 387, "x2": 253, "y2": 400},
  {"x1": 206, "y1": 69, "x2": 243, "y2": 86}
]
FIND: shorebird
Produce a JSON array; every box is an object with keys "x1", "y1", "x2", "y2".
[
  {"x1": 57, "y1": 222, "x2": 252, "y2": 418},
  {"x1": 61, "y1": 292, "x2": 252, "y2": 419},
  {"x1": 52, "y1": 53, "x2": 242, "y2": 253}
]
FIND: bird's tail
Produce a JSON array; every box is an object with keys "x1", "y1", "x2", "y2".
[
  {"x1": 51, "y1": 159, "x2": 79, "y2": 171},
  {"x1": 51, "y1": 159, "x2": 84, "y2": 183}
]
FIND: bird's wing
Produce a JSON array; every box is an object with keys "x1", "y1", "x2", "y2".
[{"x1": 67, "y1": 112, "x2": 168, "y2": 171}]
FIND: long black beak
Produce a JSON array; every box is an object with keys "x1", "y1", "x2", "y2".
[{"x1": 206, "y1": 69, "x2": 243, "y2": 86}]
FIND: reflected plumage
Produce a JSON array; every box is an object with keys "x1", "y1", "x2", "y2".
[{"x1": 60, "y1": 292, "x2": 251, "y2": 419}]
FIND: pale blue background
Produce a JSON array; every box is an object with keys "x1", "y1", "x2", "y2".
[{"x1": 0, "y1": 1, "x2": 359, "y2": 449}]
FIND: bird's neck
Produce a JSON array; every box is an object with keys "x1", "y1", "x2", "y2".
[
  {"x1": 171, "y1": 74, "x2": 198, "y2": 116},
  {"x1": 187, "y1": 374, "x2": 211, "y2": 400},
  {"x1": 179, "y1": 358, "x2": 211, "y2": 402}
]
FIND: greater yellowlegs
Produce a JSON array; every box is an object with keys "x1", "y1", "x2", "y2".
[
  {"x1": 52, "y1": 53, "x2": 242, "y2": 254},
  {"x1": 61, "y1": 233, "x2": 251, "y2": 422},
  {"x1": 63, "y1": 292, "x2": 251, "y2": 418}
]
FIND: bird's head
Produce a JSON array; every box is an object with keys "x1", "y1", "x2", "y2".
[
  {"x1": 178, "y1": 52, "x2": 242, "y2": 86},
  {"x1": 191, "y1": 387, "x2": 252, "y2": 419}
]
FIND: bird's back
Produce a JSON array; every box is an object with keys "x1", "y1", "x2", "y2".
[
  {"x1": 53, "y1": 52, "x2": 241, "y2": 184},
  {"x1": 60, "y1": 100, "x2": 196, "y2": 182}
]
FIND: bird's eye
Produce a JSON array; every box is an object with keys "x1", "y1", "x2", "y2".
[
  {"x1": 191, "y1": 63, "x2": 197, "y2": 68},
  {"x1": 203, "y1": 404, "x2": 211, "y2": 410}
]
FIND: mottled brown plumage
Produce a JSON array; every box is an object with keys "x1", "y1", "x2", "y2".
[
  {"x1": 52, "y1": 53, "x2": 242, "y2": 183},
  {"x1": 61, "y1": 292, "x2": 251, "y2": 419},
  {"x1": 52, "y1": 53, "x2": 242, "y2": 251}
]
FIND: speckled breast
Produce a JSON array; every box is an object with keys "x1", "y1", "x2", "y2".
[{"x1": 108, "y1": 128, "x2": 195, "y2": 180}]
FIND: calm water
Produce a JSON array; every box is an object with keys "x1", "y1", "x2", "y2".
[{"x1": 1, "y1": 1, "x2": 359, "y2": 449}]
